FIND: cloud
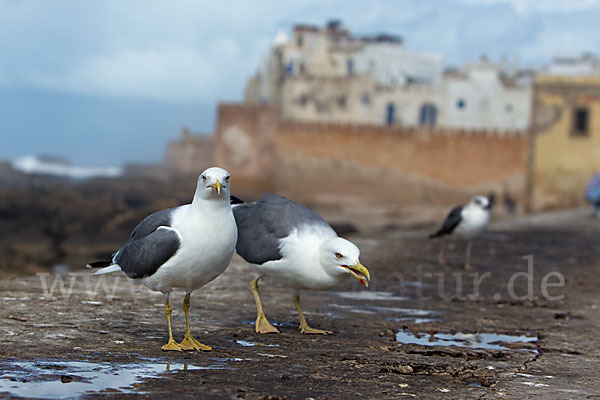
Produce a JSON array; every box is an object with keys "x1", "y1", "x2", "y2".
[
  {"x1": 27, "y1": 43, "x2": 243, "y2": 102},
  {"x1": 0, "y1": 0, "x2": 599, "y2": 103},
  {"x1": 458, "y1": 0, "x2": 600, "y2": 15},
  {"x1": 0, "y1": 0, "x2": 271, "y2": 102}
]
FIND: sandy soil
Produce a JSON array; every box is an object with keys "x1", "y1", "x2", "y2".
[{"x1": 1, "y1": 209, "x2": 599, "y2": 399}]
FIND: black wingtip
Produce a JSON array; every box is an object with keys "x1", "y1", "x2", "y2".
[
  {"x1": 86, "y1": 260, "x2": 112, "y2": 269},
  {"x1": 230, "y1": 195, "x2": 245, "y2": 205}
]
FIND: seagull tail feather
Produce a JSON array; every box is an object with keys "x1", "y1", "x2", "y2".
[
  {"x1": 429, "y1": 231, "x2": 442, "y2": 239},
  {"x1": 86, "y1": 260, "x2": 122, "y2": 275},
  {"x1": 92, "y1": 264, "x2": 122, "y2": 275}
]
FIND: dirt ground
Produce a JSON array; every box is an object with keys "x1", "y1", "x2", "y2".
[{"x1": 1, "y1": 208, "x2": 599, "y2": 399}]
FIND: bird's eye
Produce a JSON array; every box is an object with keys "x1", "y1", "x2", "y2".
[
  {"x1": 225, "y1": 176, "x2": 230, "y2": 182},
  {"x1": 201, "y1": 175, "x2": 207, "y2": 181},
  {"x1": 335, "y1": 252, "x2": 343, "y2": 259}
]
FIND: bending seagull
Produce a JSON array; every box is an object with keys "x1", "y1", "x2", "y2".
[
  {"x1": 87, "y1": 167, "x2": 237, "y2": 351},
  {"x1": 231, "y1": 194, "x2": 370, "y2": 335},
  {"x1": 429, "y1": 195, "x2": 491, "y2": 270}
]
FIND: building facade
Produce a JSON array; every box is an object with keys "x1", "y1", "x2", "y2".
[
  {"x1": 245, "y1": 22, "x2": 532, "y2": 132},
  {"x1": 527, "y1": 74, "x2": 600, "y2": 210}
]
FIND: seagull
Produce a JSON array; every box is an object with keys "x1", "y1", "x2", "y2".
[
  {"x1": 429, "y1": 195, "x2": 491, "y2": 270},
  {"x1": 87, "y1": 167, "x2": 237, "y2": 351},
  {"x1": 231, "y1": 194, "x2": 370, "y2": 335}
]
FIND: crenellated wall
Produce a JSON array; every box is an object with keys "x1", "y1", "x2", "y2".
[
  {"x1": 214, "y1": 103, "x2": 528, "y2": 205},
  {"x1": 276, "y1": 121, "x2": 527, "y2": 186}
]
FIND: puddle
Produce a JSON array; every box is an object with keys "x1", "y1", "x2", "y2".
[
  {"x1": 235, "y1": 340, "x2": 255, "y2": 347},
  {"x1": 366, "y1": 306, "x2": 435, "y2": 315},
  {"x1": 256, "y1": 353, "x2": 288, "y2": 358},
  {"x1": 0, "y1": 358, "x2": 232, "y2": 399},
  {"x1": 235, "y1": 340, "x2": 279, "y2": 348},
  {"x1": 331, "y1": 304, "x2": 436, "y2": 317},
  {"x1": 333, "y1": 291, "x2": 408, "y2": 301},
  {"x1": 330, "y1": 291, "x2": 438, "y2": 324},
  {"x1": 80, "y1": 301, "x2": 102, "y2": 306},
  {"x1": 387, "y1": 317, "x2": 438, "y2": 324},
  {"x1": 395, "y1": 330, "x2": 538, "y2": 353}
]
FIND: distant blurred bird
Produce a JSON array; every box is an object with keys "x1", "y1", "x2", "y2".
[
  {"x1": 231, "y1": 194, "x2": 370, "y2": 335},
  {"x1": 585, "y1": 171, "x2": 600, "y2": 218},
  {"x1": 487, "y1": 191, "x2": 496, "y2": 210},
  {"x1": 87, "y1": 167, "x2": 237, "y2": 351},
  {"x1": 503, "y1": 191, "x2": 517, "y2": 215},
  {"x1": 429, "y1": 195, "x2": 491, "y2": 270}
]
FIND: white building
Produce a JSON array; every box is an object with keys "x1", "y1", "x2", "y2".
[
  {"x1": 245, "y1": 22, "x2": 532, "y2": 132},
  {"x1": 353, "y1": 40, "x2": 442, "y2": 86},
  {"x1": 439, "y1": 64, "x2": 532, "y2": 131},
  {"x1": 546, "y1": 55, "x2": 600, "y2": 76}
]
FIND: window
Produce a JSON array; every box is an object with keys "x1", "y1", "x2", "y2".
[
  {"x1": 572, "y1": 107, "x2": 589, "y2": 137},
  {"x1": 347, "y1": 58, "x2": 354, "y2": 75},
  {"x1": 285, "y1": 62, "x2": 294, "y2": 75},
  {"x1": 299, "y1": 95, "x2": 308, "y2": 106},
  {"x1": 505, "y1": 103, "x2": 513, "y2": 113},
  {"x1": 457, "y1": 98, "x2": 466, "y2": 110},
  {"x1": 297, "y1": 34, "x2": 304, "y2": 48},
  {"x1": 337, "y1": 96, "x2": 347, "y2": 109},
  {"x1": 419, "y1": 104, "x2": 437, "y2": 127},
  {"x1": 361, "y1": 94, "x2": 371, "y2": 106},
  {"x1": 386, "y1": 103, "x2": 395, "y2": 125}
]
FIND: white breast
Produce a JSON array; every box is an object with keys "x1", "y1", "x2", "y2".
[
  {"x1": 453, "y1": 206, "x2": 490, "y2": 240},
  {"x1": 249, "y1": 225, "x2": 341, "y2": 291},
  {"x1": 142, "y1": 203, "x2": 237, "y2": 293}
]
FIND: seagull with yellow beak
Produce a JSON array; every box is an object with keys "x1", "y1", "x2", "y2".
[
  {"x1": 231, "y1": 194, "x2": 370, "y2": 335},
  {"x1": 88, "y1": 167, "x2": 237, "y2": 351}
]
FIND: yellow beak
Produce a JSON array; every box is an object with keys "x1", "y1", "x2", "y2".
[
  {"x1": 209, "y1": 179, "x2": 222, "y2": 195},
  {"x1": 347, "y1": 262, "x2": 370, "y2": 287}
]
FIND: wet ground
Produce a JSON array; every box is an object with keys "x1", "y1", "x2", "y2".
[{"x1": 1, "y1": 208, "x2": 599, "y2": 399}]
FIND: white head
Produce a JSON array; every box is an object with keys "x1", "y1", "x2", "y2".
[
  {"x1": 319, "y1": 237, "x2": 370, "y2": 287},
  {"x1": 468, "y1": 195, "x2": 492, "y2": 210},
  {"x1": 193, "y1": 167, "x2": 231, "y2": 202}
]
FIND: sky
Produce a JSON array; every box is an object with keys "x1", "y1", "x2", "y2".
[{"x1": 0, "y1": 0, "x2": 599, "y2": 167}]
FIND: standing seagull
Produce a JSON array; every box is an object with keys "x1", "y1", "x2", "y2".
[
  {"x1": 231, "y1": 194, "x2": 370, "y2": 335},
  {"x1": 429, "y1": 195, "x2": 491, "y2": 270},
  {"x1": 87, "y1": 167, "x2": 237, "y2": 351}
]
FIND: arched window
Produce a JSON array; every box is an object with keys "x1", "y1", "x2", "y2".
[{"x1": 419, "y1": 103, "x2": 437, "y2": 126}]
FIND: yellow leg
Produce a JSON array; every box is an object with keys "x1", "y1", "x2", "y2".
[
  {"x1": 161, "y1": 298, "x2": 182, "y2": 351},
  {"x1": 251, "y1": 278, "x2": 279, "y2": 334},
  {"x1": 293, "y1": 294, "x2": 333, "y2": 335},
  {"x1": 178, "y1": 293, "x2": 212, "y2": 351}
]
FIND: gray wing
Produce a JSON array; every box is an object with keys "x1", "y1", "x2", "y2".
[
  {"x1": 114, "y1": 208, "x2": 181, "y2": 279},
  {"x1": 429, "y1": 205, "x2": 463, "y2": 238},
  {"x1": 233, "y1": 194, "x2": 332, "y2": 265}
]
